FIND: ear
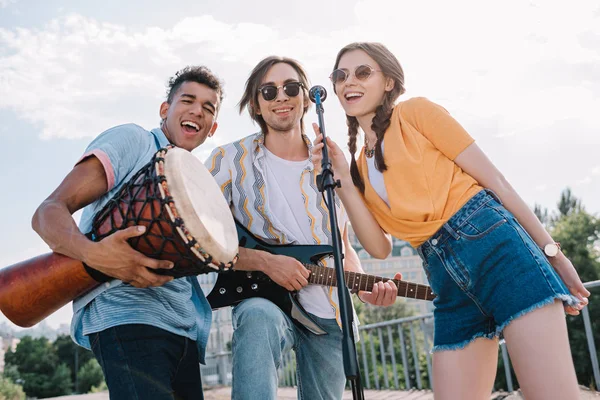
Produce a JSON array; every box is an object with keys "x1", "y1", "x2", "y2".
[
  {"x1": 208, "y1": 121, "x2": 218, "y2": 137},
  {"x1": 384, "y1": 78, "x2": 395, "y2": 92},
  {"x1": 159, "y1": 101, "x2": 169, "y2": 120},
  {"x1": 252, "y1": 102, "x2": 261, "y2": 116}
]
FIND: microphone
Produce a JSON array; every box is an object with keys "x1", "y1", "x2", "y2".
[{"x1": 309, "y1": 85, "x2": 327, "y2": 103}]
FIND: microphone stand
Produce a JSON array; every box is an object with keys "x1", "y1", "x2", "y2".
[{"x1": 312, "y1": 89, "x2": 364, "y2": 400}]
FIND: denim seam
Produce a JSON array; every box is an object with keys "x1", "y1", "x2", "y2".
[
  {"x1": 507, "y1": 220, "x2": 562, "y2": 297},
  {"x1": 462, "y1": 289, "x2": 491, "y2": 317},
  {"x1": 445, "y1": 245, "x2": 470, "y2": 290},
  {"x1": 431, "y1": 245, "x2": 468, "y2": 293},
  {"x1": 90, "y1": 332, "x2": 100, "y2": 349},
  {"x1": 111, "y1": 328, "x2": 140, "y2": 400},
  {"x1": 452, "y1": 197, "x2": 493, "y2": 233},
  {"x1": 172, "y1": 337, "x2": 187, "y2": 388},
  {"x1": 295, "y1": 335, "x2": 304, "y2": 400},
  {"x1": 456, "y1": 218, "x2": 508, "y2": 240},
  {"x1": 92, "y1": 333, "x2": 104, "y2": 368}
]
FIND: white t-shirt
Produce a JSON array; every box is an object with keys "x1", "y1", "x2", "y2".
[
  {"x1": 263, "y1": 148, "x2": 337, "y2": 319},
  {"x1": 365, "y1": 141, "x2": 390, "y2": 207}
]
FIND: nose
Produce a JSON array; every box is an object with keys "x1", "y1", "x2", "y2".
[
  {"x1": 275, "y1": 86, "x2": 289, "y2": 102},
  {"x1": 190, "y1": 103, "x2": 206, "y2": 118},
  {"x1": 344, "y1": 73, "x2": 359, "y2": 87}
]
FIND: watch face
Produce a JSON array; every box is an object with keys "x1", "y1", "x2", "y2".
[{"x1": 545, "y1": 243, "x2": 559, "y2": 257}]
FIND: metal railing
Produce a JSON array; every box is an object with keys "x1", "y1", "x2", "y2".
[{"x1": 202, "y1": 280, "x2": 600, "y2": 392}]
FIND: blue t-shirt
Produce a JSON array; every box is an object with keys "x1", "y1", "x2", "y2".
[{"x1": 71, "y1": 124, "x2": 212, "y2": 362}]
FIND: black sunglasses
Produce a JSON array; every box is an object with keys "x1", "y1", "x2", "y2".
[
  {"x1": 258, "y1": 82, "x2": 304, "y2": 101},
  {"x1": 329, "y1": 64, "x2": 381, "y2": 85}
]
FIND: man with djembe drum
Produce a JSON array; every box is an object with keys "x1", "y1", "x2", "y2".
[{"x1": 31, "y1": 66, "x2": 227, "y2": 400}]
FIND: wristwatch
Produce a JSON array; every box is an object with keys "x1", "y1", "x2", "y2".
[{"x1": 543, "y1": 242, "x2": 561, "y2": 258}]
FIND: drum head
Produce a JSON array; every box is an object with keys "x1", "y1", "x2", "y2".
[{"x1": 163, "y1": 147, "x2": 238, "y2": 265}]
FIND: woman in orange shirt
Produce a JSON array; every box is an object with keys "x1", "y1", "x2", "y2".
[{"x1": 312, "y1": 42, "x2": 589, "y2": 400}]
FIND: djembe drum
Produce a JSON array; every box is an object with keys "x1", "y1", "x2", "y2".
[{"x1": 0, "y1": 146, "x2": 238, "y2": 327}]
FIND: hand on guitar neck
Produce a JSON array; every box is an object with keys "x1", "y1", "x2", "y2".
[{"x1": 357, "y1": 272, "x2": 403, "y2": 307}]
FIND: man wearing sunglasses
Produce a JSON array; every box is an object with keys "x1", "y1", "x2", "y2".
[{"x1": 207, "y1": 56, "x2": 398, "y2": 399}]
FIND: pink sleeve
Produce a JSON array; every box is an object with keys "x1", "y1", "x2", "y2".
[{"x1": 77, "y1": 150, "x2": 116, "y2": 190}]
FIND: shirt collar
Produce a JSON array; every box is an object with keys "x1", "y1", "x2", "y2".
[
  {"x1": 252, "y1": 130, "x2": 315, "y2": 170},
  {"x1": 150, "y1": 127, "x2": 171, "y2": 148}
]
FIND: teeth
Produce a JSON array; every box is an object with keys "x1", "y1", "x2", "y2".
[
  {"x1": 345, "y1": 93, "x2": 363, "y2": 99},
  {"x1": 182, "y1": 121, "x2": 199, "y2": 131},
  {"x1": 274, "y1": 109, "x2": 291, "y2": 114}
]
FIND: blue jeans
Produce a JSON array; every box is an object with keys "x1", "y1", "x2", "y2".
[
  {"x1": 89, "y1": 324, "x2": 203, "y2": 400},
  {"x1": 231, "y1": 297, "x2": 345, "y2": 400},
  {"x1": 416, "y1": 189, "x2": 578, "y2": 351}
]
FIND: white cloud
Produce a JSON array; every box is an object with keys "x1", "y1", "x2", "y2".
[
  {"x1": 577, "y1": 177, "x2": 592, "y2": 186},
  {"x1": 0, "y1": 0, "x2": 17, "y2": 8},
  {"x1": 1, "y1": 3, "x2": 599, "y2": 142},
  {"x1": 592, "y1": 166, "x2": 600, "y2": 175},
  {"x1": 0, "y1": 2, "x2": 599, "y2": 211}
]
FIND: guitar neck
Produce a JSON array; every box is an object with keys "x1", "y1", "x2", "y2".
[{"x1": 305, "y1": 264, "x2": 435, "y2": 301}]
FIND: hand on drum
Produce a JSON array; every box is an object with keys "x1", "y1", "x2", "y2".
[
  {"x1": 358, "y1": 272, "x2": 402, "y2": 307},
  {"x1": 85, "y1": 225, "x2": 175, "y2": 288},
  {"x1": 264, "y1": 254, "x2": 310, "y2": 292},
  {"x1": 311, "y1": 123, "x2": 351, "y2": 183}
]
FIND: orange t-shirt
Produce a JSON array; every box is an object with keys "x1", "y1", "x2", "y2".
[{"x1": 357, "y1": 97, "x2": 482, "y2": 248}]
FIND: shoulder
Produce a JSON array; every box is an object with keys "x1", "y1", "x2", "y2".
[
  {"x1": 91, "y1": 123, "x2": 152, "y2": 148},
  {"x1": 397, "y1": 97, "x2": 443, "y2": 117},
  {"x1": 211, "y1": 132, "x2": 259, "y2": 157}
]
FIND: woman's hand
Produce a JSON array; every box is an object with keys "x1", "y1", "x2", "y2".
[
  {"x1": 358, "y1": 272, "x2": 402, "y2": 307},
  {"x1": 311, "y1": 123, "x2": 351, "y2": 184},
  {"x1": 550, "y1": 254, "x2": 591, "y2": 316}
]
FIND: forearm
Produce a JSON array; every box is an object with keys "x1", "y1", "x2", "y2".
[
  {"x1": 336, "y1": 179, "x2": 392, "y2": 259},
  {"x1": 233, "y1": 247, "x2": 275, "y2": 273},
  {"x1": 32, "y1": 200, "x2": 95, "y2": 262}
]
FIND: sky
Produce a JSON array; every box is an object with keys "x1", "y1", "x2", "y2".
[{"x1": 0, "y1": 0, "x2": 599, "y2": 330}]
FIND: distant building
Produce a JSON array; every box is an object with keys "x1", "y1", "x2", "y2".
[{"x1": 0, "y1": 336, "x2": 20, "y2": 373}]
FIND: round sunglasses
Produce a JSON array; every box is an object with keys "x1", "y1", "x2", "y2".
[
  {"x1": 258, "y1": 82, "x2": 304, "y2": 101},
  {"x1": 329, "y1": 64, "x2": 382, "y2": 85}
]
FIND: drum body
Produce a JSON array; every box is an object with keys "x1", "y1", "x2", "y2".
[
  {"x1": 91, "y1": 146, "x2": 238, "y2": 276},
  {"x1": 0, "y1": 146, "x2": 238, "y2": 327}
]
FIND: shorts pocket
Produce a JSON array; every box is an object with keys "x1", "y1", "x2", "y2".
[{"x1": 457, "y1": 205, "x2": 508, "y2": 241}]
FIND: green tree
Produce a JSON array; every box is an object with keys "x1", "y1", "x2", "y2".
[
  {"x1": 557, "y1": 187, "x2": 582, "y2": 217},
  {"x1": 0, "y1": 376, "x2": 25, "y2": 400},
  {"x1": 53, "y1": 334, "x2": 94, "y2": 393},
  {"x1": 76, "y1": 359, "x2": 105, "y2": 394},
  {"x1": 533, "y1": 203, "x2": 550, "y2": 227},
  {"x1": 2, "y1": 365, "x2": 20, "y2": 384},
  {"x1": 4, "y1": 336, "x2": 72, "y2": 398}
]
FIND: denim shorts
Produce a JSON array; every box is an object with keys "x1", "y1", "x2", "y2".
[{"x1": 416, "y1": 189, "x2": 578, "y2": 352}]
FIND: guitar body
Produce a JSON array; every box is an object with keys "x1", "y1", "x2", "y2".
[{"x1": 207, "y1": 222, "x2": 333, "y2": 334}]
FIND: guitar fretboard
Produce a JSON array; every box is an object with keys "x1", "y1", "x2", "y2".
[{"x1": 305, "y1": 264, "x2": 435, "y2": 301}]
